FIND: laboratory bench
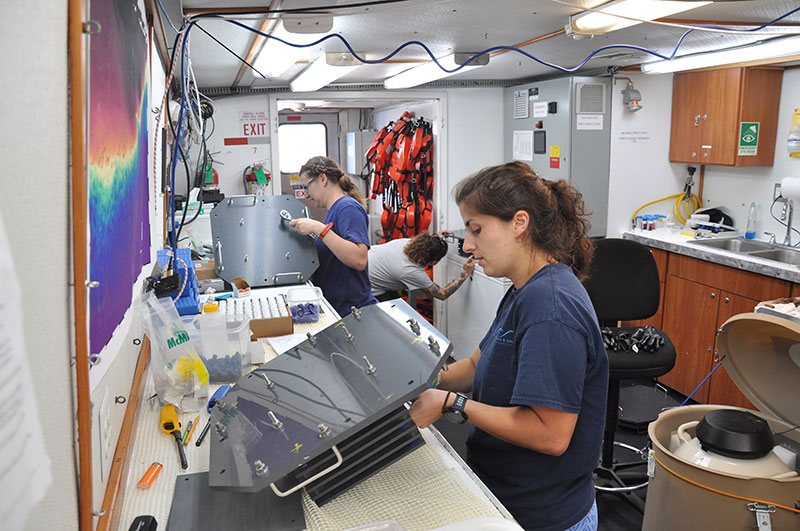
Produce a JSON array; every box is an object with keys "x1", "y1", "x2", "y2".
[
  {"x1": 622, "y1": 230, "x2": 795, "y2": 408},
  {"x1": 115, "y1": 285, "x2": 518, "y2": 531}
]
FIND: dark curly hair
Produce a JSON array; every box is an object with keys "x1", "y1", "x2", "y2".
[
  {"x1": 403, "y1": 233, "x2": 449, "y2": 267},
  {"x1": 299, "y1": 156, "x2": 366, "y2": 208},
  {"x1": 454, "y1": 161, "x2": 593, "y2": 280}
]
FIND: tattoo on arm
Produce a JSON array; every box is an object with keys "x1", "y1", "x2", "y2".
[{"x1": 421, "y1": 272, "x2": 468, "y2": 300}]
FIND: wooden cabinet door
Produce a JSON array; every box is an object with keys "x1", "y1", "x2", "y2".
[
  {"x1": 707, "y1": 291, "x2": 758, "y2": 409},
  {"x1": 669, "y1": 73, "x2": 704, "y2": 163},
  {"x1": 659, "y1": 275, "x2": 719, "y2": 402},
  {"x1": 697, "y1": 68, "x2": 742, "y2": 165}
]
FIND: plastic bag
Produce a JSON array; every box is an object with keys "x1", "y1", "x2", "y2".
[{"x1": 138, "y1": 291, "x2": 209, "y2": 409}]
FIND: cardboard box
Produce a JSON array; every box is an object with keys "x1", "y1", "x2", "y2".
[
  {"x1": 232, "y1": 277, "x2": 251, "y2": 298},
  {"x1": 250, "y1": 296, "x2": 293, "y2": 339},
  {"x1": 195, "y1": 259, "x2": 217, "y2": 280}
]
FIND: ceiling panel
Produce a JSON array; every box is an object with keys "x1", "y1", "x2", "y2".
[{"x1": 168, "y1": 0, "x2": 800, "y2": 90}]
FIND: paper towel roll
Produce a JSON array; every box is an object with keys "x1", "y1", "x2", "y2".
[{"x1": 781, "y1": 176, "x2": 800, "y2": 200}]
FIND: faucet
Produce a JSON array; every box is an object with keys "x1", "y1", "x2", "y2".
[{"x1": 777, "y1": 197, "x2": 794, "y2": 246}]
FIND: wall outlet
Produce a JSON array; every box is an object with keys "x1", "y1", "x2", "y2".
[{"x1": 774, "y1": 182, "x2": 783, "y2": 201}]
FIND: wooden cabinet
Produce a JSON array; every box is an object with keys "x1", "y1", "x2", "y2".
[
  {"x1": 658, "y1": 253, "x2": 790, "y2": 406},
  {"x1": 669, "y1": 67, "x2": 783, "y2": 167}
]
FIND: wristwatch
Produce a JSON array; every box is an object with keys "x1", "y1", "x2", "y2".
[{"x1": 444, "y1": 392, "x2": 469, "y2": 424}]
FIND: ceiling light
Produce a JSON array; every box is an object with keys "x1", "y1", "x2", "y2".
[
  {"x1": 383, "y1": 53, "x2": 489, "y2": 89},
  {"x1": 252, "y1": 24, "x2": 323, "y2": 79},
  {"x1": 641, "y1": 35, "x2": 800, "y2": 74},
  {"x1": 289, "y1": 52, "x2": 362, "y2": 92},
  {"x1": 566, "y1": 0, "x2": 711, "y2": 36}
]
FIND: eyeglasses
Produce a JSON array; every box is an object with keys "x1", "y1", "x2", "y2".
[{"x1": 300, "y1": 175, "x2": 318, "y2": 192}]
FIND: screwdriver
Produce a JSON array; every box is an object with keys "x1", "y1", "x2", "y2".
[
  {"x1": 160, "y1": 405, "x2": 188, "y2": 469},
  {"x1": 196, "y1": 384, "x2": 231, "y2": 447}
]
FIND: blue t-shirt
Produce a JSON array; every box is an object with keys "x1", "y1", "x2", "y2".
[
  {"x1": 468, "y1": 263, "x2": 608, "y2": 531},
  {"x1": 312, "y1": 195, "x2": 377, "y2": 316}
]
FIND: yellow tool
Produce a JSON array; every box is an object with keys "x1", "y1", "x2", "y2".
[{"x1": 160, "y1": 405, "x2": 188, "y2": 469}]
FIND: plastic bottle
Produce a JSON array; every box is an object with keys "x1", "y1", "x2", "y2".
[
  {"x1": 745, "y1": 202, "x2": 757, "y2": 239},
  {"x1": 199, "y1": 302, "x2": 227, "y2": 358}
]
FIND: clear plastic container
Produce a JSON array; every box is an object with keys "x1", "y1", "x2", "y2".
[
  {"x1": 286, "y1": 286, "x2": 323, "y2": 323},
  {"x1": 182, "y1": 315, "x2": 251, "y2": 383}
]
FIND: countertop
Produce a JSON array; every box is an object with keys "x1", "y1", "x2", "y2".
[{"x1": 622, "y1": 230, "x2": 800, "y2": 284}]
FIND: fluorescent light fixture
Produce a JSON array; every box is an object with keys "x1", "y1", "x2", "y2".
[
  {"x1": 252, "y1": 24, "x2": 323, "y2": 78},
  {"x1": 567, "y1": 0, "x2": 711, "y2": 36},
  {"x1": 641, "y1": 35, "x2": 800, "y2": 74},
  {"x1": 289, "y1": 53, "x2": 362, "y2": 92},
  {"x1": 383, "y1": 53, "x2": 489, "y2": 89}
]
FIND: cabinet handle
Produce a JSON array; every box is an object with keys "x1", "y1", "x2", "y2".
[
  {"x1": 703, "y1": 153, "x2": 708, "y2": 158},
  {"x1": 694, "y1": 114, "x2": 702, "y2": 127},
  {"x1": 713, "y1": 352, "x2": 720, "y2": 363},
  {"x1": 710, "y1": 292, "x2": 716, "y2": 299},
  {"x1": 723, "y1": 297, "x2": 730, "y2": 303},
  {"x1": 707, "y1": 347, "x2": 712, "y2": 352}
]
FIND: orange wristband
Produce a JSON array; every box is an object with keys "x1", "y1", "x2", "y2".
[{"x1": 319, "y1": 221, "x2": 334, "y2": 238}]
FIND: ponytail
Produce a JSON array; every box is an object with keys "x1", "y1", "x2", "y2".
[
  {"x1": 300, "y1": 156, "x2": 366, "y2": 208},
  {"x1": 454, "y1": 161, "x2": 594, "y2": 280}
]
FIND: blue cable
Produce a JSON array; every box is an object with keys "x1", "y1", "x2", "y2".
[
  {"x1": 155, "y1": 0, "x2": 183, "y2": 34},
  {"x1": 679, "y1": 354, "x2": 727, "y2": 407}
]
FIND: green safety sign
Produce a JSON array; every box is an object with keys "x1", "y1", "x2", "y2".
[{"x1": 738, "y1": 122, "x2": 759, "y2": 156}]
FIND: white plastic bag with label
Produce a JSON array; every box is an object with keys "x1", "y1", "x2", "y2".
[{"x1": 138, "y1": 292, "x2": 209, "y2": 409}]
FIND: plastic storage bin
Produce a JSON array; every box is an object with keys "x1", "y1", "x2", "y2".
[
  {"x1": 182, "y1": 315, "x2": 251, "y2": 383},
  {"x1": 156, "y1": 248, "x2": 200, "y2": 316},
  {"x1": 286, "y1": 286, "x2": 322, "y2": 323}
]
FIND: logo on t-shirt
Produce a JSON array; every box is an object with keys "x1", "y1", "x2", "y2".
[{"x1": 494, "y1": 328, "x2": 514, "y2": 345}]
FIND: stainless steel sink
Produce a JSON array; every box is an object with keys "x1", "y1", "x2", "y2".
[
  {"x1": 747, "y1": 249, "x2": 800, "y2": 266},
  {"x1": 688, "y1": 238, "x2": 773, "y2": 252}
]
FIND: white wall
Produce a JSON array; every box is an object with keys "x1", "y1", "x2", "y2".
[
  {"x1": 0, "y1": 2, "x2": 78, "y2": 531},
  {"x1": 607, "y1": 73, "x2": 687, "y2": 236},
  {"x1": 607, "y1": 70, "x2": 800, "y2": 240}
]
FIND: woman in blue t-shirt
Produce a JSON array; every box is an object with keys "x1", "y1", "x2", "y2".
[
  {"x1": 289, "y1": 156, "x2": 377, "y2": 316},
  {"x1": 410, "y1": 161, "x2": 608, "y2": 531}
]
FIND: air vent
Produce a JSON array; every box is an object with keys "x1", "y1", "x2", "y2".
[{"x1": 576, "y1": 83, "x2": 606, "y2": 114}]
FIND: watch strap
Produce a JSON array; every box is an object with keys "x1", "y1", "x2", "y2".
[{"x1": 319, "y1": 221, "x2": 334, "y2": 238}]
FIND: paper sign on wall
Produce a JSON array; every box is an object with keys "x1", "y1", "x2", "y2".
[
  {"x1": 576, "y1": 114, "x2": 603, "y2": 130},
  {"x1": 533, "y1": 102, "x2": 548, "y2": 118},
  {"x1": 550, "y1": 157, "x2": 560, "y2": 169},
  {"x1": 239, "y1": 110, "x2": 268, "y2": 137},
  {"x1": 513, "y1": 130, "x2": 534, "y2": 161},
  {"x1": 550, "y1": 145, "x2": 561, "y2": 158}
]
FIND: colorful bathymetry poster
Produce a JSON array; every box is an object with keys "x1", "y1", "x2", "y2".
[{"x1": 88, "y1": 0, "x2": 150, "y2": 356}]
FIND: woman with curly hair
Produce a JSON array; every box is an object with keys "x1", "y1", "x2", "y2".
[
  {"x1": 289, "y1": 156, "x2": 377, "y2": 316},
  {"x1": 368, "y1": 231, "x2": 475, "y2": 301},
  {"x1": 409, "y1": 161, "x2": 608, "y2": 531}
]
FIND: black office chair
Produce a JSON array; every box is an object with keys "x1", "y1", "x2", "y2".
[{"x1": 582, "y1": 238, "x2": 676, "y2": 511}]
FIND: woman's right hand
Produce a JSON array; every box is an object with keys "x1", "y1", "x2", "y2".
[{"x1": 409, "y1": 388, "x2": 451, "y2": 429}]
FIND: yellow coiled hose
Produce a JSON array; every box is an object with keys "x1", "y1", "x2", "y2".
[{"x1": 632, "y1": 193, "x2": 701, "y2": 227}]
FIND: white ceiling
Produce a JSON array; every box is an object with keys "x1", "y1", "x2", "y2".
[{"x1": 158, "y1": 0, "x2": 800, "y2": 91}]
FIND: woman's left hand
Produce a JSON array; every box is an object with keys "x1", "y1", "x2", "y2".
[
  {"x1": 409, "y1": 388, "x2": 450, "y2": 429},
  {"x1": 289, "y1": 218, "x2": 325, "y2": 236}
]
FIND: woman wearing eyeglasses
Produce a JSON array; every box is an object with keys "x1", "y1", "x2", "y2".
[{"x1": 289, "y1": 156, "x2": 378, "y2": 316}]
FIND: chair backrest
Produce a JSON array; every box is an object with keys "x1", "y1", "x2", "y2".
[{"x1": 582, "y1": 238, "x2": 660, "y2": 324}]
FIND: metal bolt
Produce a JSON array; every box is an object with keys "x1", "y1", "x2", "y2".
[
  {"x1": 351, "y1": 306, "x2": 362, "y2": 320},
  {"x1": 318, "y1": 423, "x2": 331, "y2": 438},
  {"x1": 254, "y1": 460, "x2": 268, "y2": 476},
  {"x1": 268, "y1": 410, "x2": 283, "y2": 430},
  {"x1": 342, "y1": 326, "x2": 354, "y2": 342},
  {"x1": 306, "y1": 331, "x2": 317, "y2": 346},
  {"x1": 407, "y1": 318, "x2": 421, "y2": 336},
  {"x1": 363, "y1": 356, "x2": 377, "y2": 375},
  {"x1": 87, "y1": 280, "x2": 100, "y2": 288},
  {"x1": 428, "y1": 336, "x2": 440, "y2": 356},
  {"x1": 244, "y1": 254, "x2": 249, "y2": 262},
  {"x1": 215, "y1": 422, "x2": 227, "y2": 438},
  {"x1": 262, "y1": 373, "x2": 275, "y2": 390},
  {"x1": 239, "y1": 218, "x2": 245, "y2": 225},
  {"x1": 285, "y1": 251, "x2": 291, "y2": 260}
]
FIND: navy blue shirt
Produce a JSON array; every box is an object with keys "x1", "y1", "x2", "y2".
[
  {"x1": 312, "y1": 195, "x2": 377, "y2": 316},
  {"x1": 468, "y1": 263, "x2": 608, "y2": 531}
]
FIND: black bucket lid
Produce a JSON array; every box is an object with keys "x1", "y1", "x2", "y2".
[{"x1": 695, "y1": 409, "x2": 774, "y2": 459}]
